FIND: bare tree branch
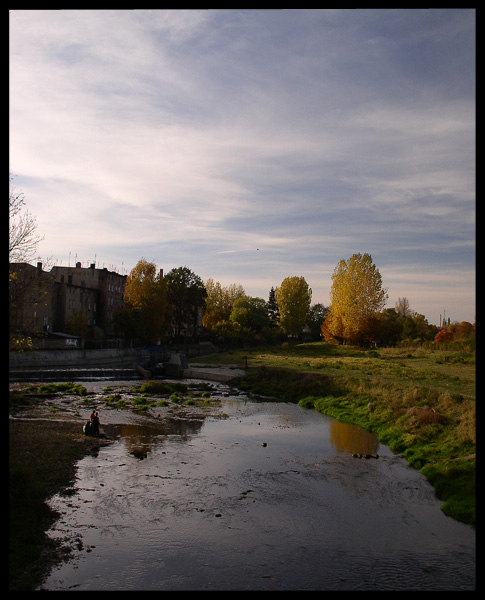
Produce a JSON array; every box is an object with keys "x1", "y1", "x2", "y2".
[{"x1": 9, "y1": 176, "x2": 44, "y2": 263}]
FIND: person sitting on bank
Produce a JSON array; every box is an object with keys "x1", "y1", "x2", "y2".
[{"x1": 91, "y1": 411, "x2": 100, "y2": 436}]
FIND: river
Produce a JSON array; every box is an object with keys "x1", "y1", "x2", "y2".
[{"x1": 40, "y1": 380, "x2": 475, "y2": 591}]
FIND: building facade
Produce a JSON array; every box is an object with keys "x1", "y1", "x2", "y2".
[
  {"x1": 9, "y1": 262, "x2": 56, "y2": 335},
  {"x1": 10, "y1": 262, "x2": 127, "y2": 339}
]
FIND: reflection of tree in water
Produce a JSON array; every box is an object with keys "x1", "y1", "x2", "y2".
[
  {"x1": 120, "y1": 419, "x2": 204, "y2": 459},
  {"x1": 329, "y1": 421, "x2": 378, "y2": 455}
]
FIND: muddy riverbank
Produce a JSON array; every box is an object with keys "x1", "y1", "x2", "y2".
[{"x1": 10, "y1": 379, "x2": 475, "y2": 590}]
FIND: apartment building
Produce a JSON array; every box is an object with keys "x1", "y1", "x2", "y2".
[
  {"x1": 9, "y1": 262, "x2": 56, "y2": 335},
  {"x1": 50, "y1": 262, "x2": 127, "y2": 335},
  {"x1": 10, "y1": 261, "x2": 127, "y2": 338}
]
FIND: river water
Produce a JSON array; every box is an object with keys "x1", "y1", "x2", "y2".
[{"x1": 41, "y1": 381, "x2": 475, "y2": 591}]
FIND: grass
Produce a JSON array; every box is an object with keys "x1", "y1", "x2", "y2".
[{"x1": 199, "y1": 341, "x2": 475, "y2": 526}]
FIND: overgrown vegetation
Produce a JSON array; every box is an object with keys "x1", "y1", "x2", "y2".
[{"x1": 211, "y1": 341, "x2": 475, "y2": 526}]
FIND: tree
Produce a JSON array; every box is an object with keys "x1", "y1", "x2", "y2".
[
  {"x1": 9, "y1": 175, "x2": 43, "y2": 263},
  {"x1": 267, "y1": 286, "x2": 280, "y2": 328},
  {"x1": 453, "y1": 321, "x2": 475, "y2": 340},
  {"x1": 202, "y1": 279, "x2": 245, "y2": 330},
  {"x1": 402, "y1": 315, "x2": 418, "y2": 340},
  {"x1": 165, "y1": 266, "x2": 206, "y2": 339},
  {"x1": 113, "y1": 307, "x2": 145, "y2": 343},
  {"x1": 306, "y1": 303, "x2": 329, "y2": 339},
  {"x1": 375, "y1": 308, "x2": 403, "y2": 346},
  {"x1": 321, "y1": 312, "x2": 344, "y2": 344},
  {"x1": 275, "y1": 276, "x2": 312, "y2": 337},
  {"x1": 328, "y1": 253, "x2": 388, "y2": 344},
  {"x1": 230, "y1": 295, "x2": 270, "y2": 333},
  {"x1": 123, "y1": 259, "x2": 170, "y2": 344},
  {"x1": 395, "y1": 297, "x2": 412, "y2": 318},
  {"x1": 65, "y1": 309, "x2": 89, "y2": 338},
  {"x1": 435, "y1": 328, "x2": 453, "y2": 344}
]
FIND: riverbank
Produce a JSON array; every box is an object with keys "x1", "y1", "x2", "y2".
[
  {"x1": 9, "y1": 379, "x2": 229, "y2": 590},
  {"x1": 9, "y1": 419, "x2": 102, "y2": 590},
  {"x1": 9, "y1": 342, "x2": 475, "y2": 588},
  {"x1": 195, "y1": 342, "x2": 475, "y2": 527}
]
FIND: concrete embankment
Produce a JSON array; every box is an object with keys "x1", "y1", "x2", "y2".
[
  {"x1": 9, "y1": 348, "x2": 139, "y2": 370},
  {"x1": 9, "y1": 350, "x2": 245, "y2": 384},
  {"x1": 9, "y1": 348, "x2": 140, "y2": 382}
]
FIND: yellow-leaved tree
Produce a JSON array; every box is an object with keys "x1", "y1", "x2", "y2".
[
  {"x1": 123, "y1": 258, "x2": 171, "y2": 343},
  {"x1": 202, "y1": 279, "x2": 245, "y2": 330},
  {"x1": 327, "y1": 253, "x2": 388, "y2": 344},
  {"x1": 275, "y1": 276, "x2": 312, "y2": 337}
]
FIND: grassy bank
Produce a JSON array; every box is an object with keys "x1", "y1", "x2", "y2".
[
  {"x1": 9, "y1": 417, "x2": 98, "y2": 591},
  {"x1": 196, "y1": 342, "x2": 475, "y2": 526}
]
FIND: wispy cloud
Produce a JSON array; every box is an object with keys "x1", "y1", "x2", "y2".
[{"x1": 10, "y1": 9, "x2": 475, "y2": 324}]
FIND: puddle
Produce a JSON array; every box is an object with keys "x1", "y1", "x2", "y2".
[{"x1": 40, "y1": 382, "x2": 475, "y2": 591}]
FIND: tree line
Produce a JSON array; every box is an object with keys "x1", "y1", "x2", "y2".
[
  {"x1": 10, "y1": 176, "x2": 474, "y2": 350},
  {"x1": 115, "y1": 254, "x2": 475, "y2": 349},
  {"x1": 114, "y1": 258, "x2": 322, "y2": 346}
]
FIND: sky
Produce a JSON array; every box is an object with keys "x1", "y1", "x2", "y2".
[{"x1": 9, "y1": 9, "x2": 475, "y2": 326}]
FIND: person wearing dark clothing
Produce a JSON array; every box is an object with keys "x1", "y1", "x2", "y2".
[{"x1": 91, "y1": 412, "x2": 100, "y2": 436}]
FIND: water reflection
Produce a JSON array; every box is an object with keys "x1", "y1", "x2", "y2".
[
  {"x1": 109, "y1": 420, "x2": 205, "y2": 460},
  {"x1": 329, "y1": 420, "x2": 379, "y2": 455},
  {"x1": 42, "y1": 389, "x2": 475, "y2": 591}
]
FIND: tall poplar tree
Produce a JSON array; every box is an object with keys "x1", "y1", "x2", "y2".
[
  {"x1": 328, "y1": 253, "x2": 387, "y2": 344},
  {"x1": 275, "y1": 276, "x2": 312, "y2": 337}
]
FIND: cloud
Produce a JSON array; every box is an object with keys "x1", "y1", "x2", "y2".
[{"x1": 9, "y1": 9, "x2": 475, "y2": 325}]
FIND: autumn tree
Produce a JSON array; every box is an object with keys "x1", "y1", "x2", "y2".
[
  {"x1": 202, "y1": 279, "x2": 245, "y2": 330},
  {"x1": 321, "y1": 312, "x2": 344, "y2": 344},
  {"x1": 328, "y1": 253, "x2": 388, "y2": 344},
  {"x1": 165, "y1": 266, "x2": 206, "y2": 339},
  {"x1": 435, "y1": 321, "x2": 475, "y2": 346},
  {"x1": 275, "y1": 276, "x2": 312, "y2": 337},
  {"x1": 122, "y1": 258, "x2": 170, "y2": 344},
  {"x1": 454, "y1": 321, "x2": 475, "y2": 341}
]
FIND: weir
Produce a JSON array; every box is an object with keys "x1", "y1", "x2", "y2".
[
  {"x1": 9, "y1": 344, "x2": 219, "y2": 383},
  {"x1": 9, "y1": 367, "x2": 142, "y2": 382}
]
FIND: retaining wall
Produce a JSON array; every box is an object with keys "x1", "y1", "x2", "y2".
[{"x1": 9, "y1": 348, "x2": 139, "y2": 370}]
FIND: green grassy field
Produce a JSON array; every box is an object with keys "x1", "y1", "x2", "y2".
[{"x1": 191, "y1": 342, "x2": 475, "y2": 526}]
